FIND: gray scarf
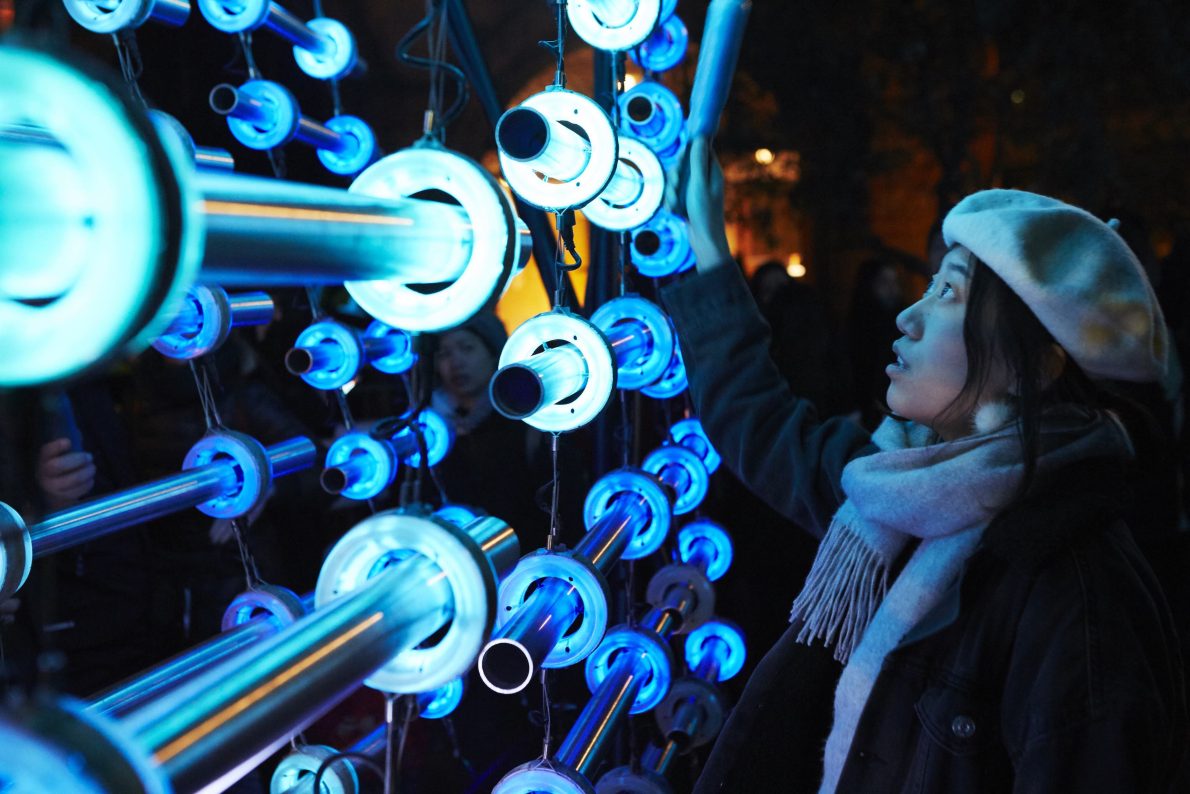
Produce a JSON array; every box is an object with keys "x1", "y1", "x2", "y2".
[{"x1": 793, "y1": 407, "x2": 1134, "y2": 794}]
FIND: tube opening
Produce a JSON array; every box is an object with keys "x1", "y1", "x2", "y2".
[
  {"x1": 634, "y1": 230, "x2": 661, "y2": 257},
  {"x1": 284, "y1": 347, "x2": 315, "y2": 375},
  {"x1": 496, "y1": 108, "x2": 550, "y2": 161},
  {"x1": 490, "y1": 364, "x2": 544, "y2": 418},
  {"x1": 320, "y1": 466, "x2": 348, "y2": 494},
  {"x1": 208, "y1": 84, "x2": 239, "y2": 115},
  {"x1": 478, "y1": 639, "x2": 535, "y2": 694},
  {"x1": 627, "y1": 95, "x2": 654, "y2": 124}
]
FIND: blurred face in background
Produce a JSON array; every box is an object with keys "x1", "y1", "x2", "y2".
[{"x1": 436, "y1": 328, "x2": 496, "y2": 407}]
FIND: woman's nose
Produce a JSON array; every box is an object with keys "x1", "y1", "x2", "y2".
[{"x1": 895, "y1": 301, "x2": 922, "y2": 339}]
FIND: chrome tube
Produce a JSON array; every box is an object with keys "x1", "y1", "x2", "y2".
[
  {"x1": 686, "y1": 0, "x2": 752, "y2": 138},
  {"x1": 196, "y1": 169, "x2": 473, "y2": 287},
  {"x1": 29, "y1": 437, "x2": 314, "y2": 556},
  {"x1": 195, "y1": 146, "x2": 236, "y2": 171},
  {"x1": 284, "y1": 341, "x2": 345, "y2": 375},
  {"x1": 557, "y1": 649, "x2": 650, "y2": 777},
  {"x1": 573, "y1": 493, "x2": 649, "y2": 574},
  {"x1": 495, "y1": 107, "x2": 591, "y2": 183},
  {"x1": 266, "y1": 2, "x2": 329, "y2": 53},
  {"x1": 684, "y1": 537, "x2": 717, "y2": 577},
  {"x1": 490, "y1": 344, "x2": 589, "y2": 419},
  {"x1": 605, "y1": 320, "x2": 652, "y2": 372},
  {"x1": 598, "y1": 160, "x2": 645, "y2": 206},
  {"x1": 642, "y1": 740, "x2": 678, "y2": 776},
  {"x1": 228, "y1": 292, "x2": 275, "y2": 326},
  {"x1": 319, "y1": 452, "x2": 380, "y2": 495},
  {"x1": 121, "y1": 552, "x2": 454, "y2": 794},
  {"x1": 656, "y1": 462, "x2": 692, "y2": 498}
]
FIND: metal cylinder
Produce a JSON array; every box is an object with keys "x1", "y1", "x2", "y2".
[
  {"x1": 121, "y1": 552, "x2": 454, "y2": 793},
  {"x1": 209, "y1": 83, "x2": 272, "y2": 127},
  {"x1": 265, "y1": 2, "x2": 329, "y2": 53},
  {"x1": 684, "y1": 537, "x2": 717, "y2": 578},
  {"x1": 656, "y1": 462, "x2": 692, "y2": 499},
  {"x1": 643, "y1": 740, "x2": 678, "y2": 776},
  {"x1": 285, "y1": 340, "x2": 345, "y2": 376},
  {"x1": 573, "y1": 492, "x2": 649, "y2": 574},
  {"x1": 228, "y1": 291, "x2": 275, "y2": 326},
  {"x1": 294, "y1": 116, "x2": 349, "y2": 154},
  {"x1": 320, "y1": 451, "x2": 380, "y2": 495},
  {"x1": 495, "y1": 107, "x2": 591, "y2": 183},
  {"x1": 599, "y1": 159, "x2": 645, "y2": 207},
  {"x1": 692, "y1": 634, "x2": 727, "y2": 683},
  {"x1": 196, "y1": 169, "x2": 473, "y2": 287},
  {"x1": 29, "y1": 437, "x2": 313, "y2": 556},
  {"x1": 604, "y1": 319, "x2": 652, "y2": 373},
  {"x1": 557, "y1": 649, "x2": 650, "y2": 777},
  {"x1": 195, "y1": 146, "x2": 236, "y2": 171},
  {"x1": 490, "y1": 344, "x2": 589, "y2": 419}
]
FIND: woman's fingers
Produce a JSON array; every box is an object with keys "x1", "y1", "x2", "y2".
[{"x1": 40, "y1": 450, "x2": 92, "y2": 477}]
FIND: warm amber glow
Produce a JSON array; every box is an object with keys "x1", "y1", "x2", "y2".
[
  {"x1": 203, "y1": 200, "x2": 416, "y2": 227},
  {"x1": 786, "y1": 253, "x2": 806, "y2": 278},
  {"x1": 754, "y1": 148, "x2": 775, "y2": 165}
]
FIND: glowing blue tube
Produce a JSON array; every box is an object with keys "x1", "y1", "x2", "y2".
[
  {"x1": 629, "y1": 14, "x2": 688, "y2": 73},
  {"x1": 619, "y1": 82, "x2": 685, "y2": 168},
  {"x1": 641, "y1": 341, "x2": 688, "y2": 400},
  {"x1": 154, "y1": 287, "x2": 273, "y2": 360},
  {"x1": 631, "y1": 210, "x2": 695, "y2": 278},
  {"x1": 321, "y1": 432, "x2": 397, "y2": 500},
  {"x1": 670, "y1": 417, "x2": 720, "y2": 474},
  {"x1": 496, "y1": 107, "x2": 592, "y2": 184},
  {"x1": 63, "y1": 0, "x2": 190, "y2": 32},
  {"x1": 605, "y1": 318, "x2": 652, "y2": 371},
  {"x1": 491, "y1": 344, "x2": 589, "y2": 420},
  {"x1": 287, "y1": 320, "x2": 400, "y2": 391},
  {"x1": 29, "y1": 436, "x2": 315, "y2": 556},
  {"x1": 195, "y1": 147, "x2": 236, "y2": 171},
  {"x1": 686, "y1": 0, "x2": 752, "y2": 139},
  {"x1": 561, "y1": 650, "x2": 649, "y2": 776}
]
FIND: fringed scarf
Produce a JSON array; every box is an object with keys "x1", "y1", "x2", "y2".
[{"x1": 795, "y1": 407, "x2": 1134, "y2": 794}]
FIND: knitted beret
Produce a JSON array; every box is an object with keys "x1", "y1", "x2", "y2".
[
  {"x1": 449, "y1": 310, "x2": 508, "y2": 359},
  {"x1": 942, "y1": 189, "x2": 1169, "y2": 383}
]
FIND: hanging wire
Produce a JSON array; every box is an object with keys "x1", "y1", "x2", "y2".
[
  {"x1": 309, "y1": 0, "x2": 343, "y2": 115},
  {"x1": 539, "y1": 0, "x2": 568, "y2": 89},
  {"x1": 189, "y1": 359, "x2": 225, "y2": 431},
  {"x1": 395, "y1": 0, "x2": 470, "y2": 142},
  {"x1": 111, "y1": 30, "x2": 148, "y2": 108}
]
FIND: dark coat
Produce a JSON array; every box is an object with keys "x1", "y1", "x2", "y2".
[{"x1": 662, "y1": 266, "x2": 1188, "y2": 792}]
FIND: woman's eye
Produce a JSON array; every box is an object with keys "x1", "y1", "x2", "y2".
[{"x1": 937, "y1": 282, "x2": 954, "y2": 298}]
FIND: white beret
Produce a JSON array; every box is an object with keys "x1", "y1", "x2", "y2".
[{"x1": 942, "y1": 189, "x2": 1169, "y2": 383}]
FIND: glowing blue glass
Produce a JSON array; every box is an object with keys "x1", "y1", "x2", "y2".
[
  {"x1": 631, "y1": 210, "x2": 694, "y2": 278},
  {"x1": 323, "y1": 432, "x2": 398, "y2": 501},
  {"x1": 629, "y1": 14, "x2": 688, "y2": 73},
  {"x1": 211, "y1": 80, "x2": 300, "y2": 151},
  {"x1": 641, "y1": 340, "x2": 688, "y2": 400},
  {"x1": 677, "y1": 518, "x2": 733, "y2": 581},
  {"x1": 288, "y1": 320, "x2": 363, "y2": 391},
  {"x1": 582, "y1": 468, "x2": 671, "y2": 561},
  {"x1": 670, "y1": 417, "x2": 720, "y2": 474},
  {"x1": 365, "y1": 321, "x2": 416, "y2": 375},
  {"x1": 434, "y1": 503, "x2": 482, "y2": 527},
  {"x1": 416, "y1": 678, "x2": 464, "y2": 719},
  {"x1": 197, "y1": 0, "x2": 359, "y2": 80},
  {"x1": 618, "y1": 81, "x2": 685, "y2": 168},
  {"x1": 63, "y1": 0, "x2": 189, "y2": 32},
  {"x1": 493, "y1": 764, "x2": 590, "y2": 794},
  {"x1": 393, "y1": 407, "x2": 453, "y2": 468},
  {"x1": 153, "y1": 287, "x2": 273, "y2": 361},
  {"x1": 584, "y1": 626, "x2": 673, "y2": 715},
  {"x1": 643, "y1": 445, "x2": 707, "y2": 515},
  {"x1": 685, "y1": 620, "x2": 746, "y2": 682}
]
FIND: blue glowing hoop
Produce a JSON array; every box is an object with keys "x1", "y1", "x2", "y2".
[
  {"x1": 318, "y1": 114, "x2": 375, "y2": 176},
  {"x1": 417, "y1": 677, "x2": 465, "y2": 719},
  {"x1": 365, "y1": 321, "x2": 416, "y2": 375},
  {"x1": 195, "y1": 0, "x2": 270, "y2": 31},
  {"x1": 400, "y1": 407, "x2": 453, "y2": 468},
  {"x1": 568, "y1": 0, "x2": 661, "y2": 52},
  {"x1": 64, "y1": 0, "x2": 188, "y2": 32},
  {"x1": 685, "y1": 619, "x2": 746, "y2": 682},
  {"x1": 585, "y1": 625, "x2": 674, "y2": 714},
  {"x1": 643, "y1": 444, "x2": 707, "y2": 515},
  {"x1": 434, "y1": 503, "x2": 483, "y2": 526},
  {"x1": 494, "y1": 762, "x2": 594, "y2": 794},
  {"x1": 583, "y1": 468, "x2": 671, "y2": 560},
  {"x1": 630, "y1": 210, "x2": 694, "y2": 278},
  {"x1": 590, "y1": 295, "x2": 675, "y2": 391},
  {"x1": 225, "y1": 80, "x2": 300, "y2": 151},
  {"x1": 183, "y1": 430, "x2": 272, "y2": 519},
  {"x1": 677, "y1": 518, "x2": 733, "y2": 581},
  {"x1": 669, "y1": 417, "x2": 720, "y2": 474},
  {"x1": 618, "y1": 82, "x2": 685, "y2": 169},
  {"x1": 324, "y1": 432, "x2": 398, "y2": 501},
  {"x1": 292, "y1": 319, "x2": 363, "y2": 391},
  {"x1": 293, "y1": 17, "x2": 359, "y2": 80},
  {"x1": 271, "y1": 744, "x2": 357, "y2": 794},
  {"x1": 641, "y1": 340, "x2": 688, "y2": 400},
  {"x1": 581, "y1": 136, "x2": 665, "y2": 232},
  {"x1": 220, "y1": 584, "x2": 307, "y2": 631},
  {"x1": 629, "y1": 14, "x2": 688, "y2": 73},
  {"x1": 152, "y1": 285, "x2": 233, "y2": 360}
]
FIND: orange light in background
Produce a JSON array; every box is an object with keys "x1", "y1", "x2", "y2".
[
  {"x1": 786, "y1": 253, "x2": 806, "y2": 278},
  {"x1": 622, "y1": 73, "x2": 639, "y2": 90},
  {"x1": 0, "y1": 0, "x2": 14, "y2": 32},
  {"x1": 754, "y1": 148, "x2": 775, "y2": 165}
]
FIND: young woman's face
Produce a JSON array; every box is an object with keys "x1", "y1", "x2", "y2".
[
  {"x1": 886, "y1": 246, "x2": 1005, "y2": 439},
  {"x1": 436, "y1": 329, "x2": 496, "y2": 402}
]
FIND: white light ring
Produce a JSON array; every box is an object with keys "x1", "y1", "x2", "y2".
[
  {"x1": 294, "y1": 17, "x2": 359, "y2": 81},
  {"x1": 195, "y1": 0, "x2": 270, "y2": 32},
  {"x1": 324, "y1": 432, "x2": 397, "y2": 501},
  {"x1": 63, "y1": 0, "x2": 156, "y2": 33},
  {"x1": 654, "y1": 677, "x2": 724, "y2": 749},
  {"x1": 498, "y1": 311, "x2": 616, "y2": 432},
  {"x1": 221, "y1": 584, "x2": 308, "y2": 632},
  {"x1": 347, "y1": 145, "x2": 517, "y2": 332},
  {"x1": 494, "y1": 762, "x2": 594, "y2": 794},
  {"x1": 0, "y1": 502, "x2": 31, "y2": 602},
  {"x1": 581, "y1": 136, "x2": 664, "y2": 232},
  {"x1": 568, "y1": 0, "x2": 662, "y2": 51},
  {"x1": 182, "y1": 430, "x2": 273, "y2": 519},
  {"x1": 595, "y1": 767, "x2": 673, "y2": 794},
  {"x1": 0, "y1": 48, "x2": 200, "y2": 387},
  {"x1": 582, "y1": 468, "x2": 671, "y2": 560},
  {"x1": 494, "y1": 550, "x2": 610, "y2": 670},
  {"x1": 365, "y1": 321, "x2": 416, "y2": 375},
  {"x1": 498, "y1": 89, "x2": 618, "y2": 212},
  {"x1": 590, "y1": 295, "x2": 675, "y2": 390},
  {"x1": 270, "y1": 744, "x2": 359, "y2": 794},
  {"x1": 292, "y1": 320, "x2": 363, "y2": 391},
  {"x1": 314, "y1": 509, "x2": 498, "y2": 694},
  {"x1": 670, "y1": 417, "x2": 721, "y2": 474},
  {"x1": 642, "y1": 444, "x2": 707, "y2": 515},
  {"x1": 645, "y1": 564, "x2": 715, "y2": 633},
  {"x1": 152, "y1": 285, "x2": 233, "y2": 360}
]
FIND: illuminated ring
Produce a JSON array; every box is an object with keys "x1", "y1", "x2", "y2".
[
  {"x1": 0, "y1": 48, "x2": 200, "y2": 387},
  {"x1": 194, "y1": 0, "x2": 269, "y2": 31},
  {"x1": 182, "y1": 430, "x2": 272, "y2": 519},
  {"x1": 643, "y1": 445, "x2": 707, "y2": 515},
  {"x1": 630, "y1": 14, "x2": 689, "y2": 73},
  {"x1": 641, "y1": 340, "x2": 687, "y2": 400},
  {"x1": 685, "y1": 619, "x2": 747, "y2": 682},
  {"x1": 584, "y1": 625, "x2": 674, "y2": 714},
  {"x1": 417, "y1": 677, "x2": 465, "y2": 719},
  {"x1": 224, "y1": 79, "x2": 299, "y2": 151},
  {"x1": 294, "y1": 18, "x2": 359, "y2": 80},
  {"x1": 270, "y1": 744, "x2": 358, "y2": 794},
  {"x1": 582, "y1": 468, "x2": 671, "y2": 560},
  {"x1": 654, "y1": 677, "x2": 724, "y2": 749},
  {"x1": 317, "y1": 115, "x2": 375, "y2": 176},
  {"x1": 401, "y1": 408, "x2": 454, "y2": 468},
  {"x1": 619, "y1": 82, "x2": 685, "y2": 168},
  {"x1": 151, "y1": 285, "x2": 232, "y2": 360},
  {"x1": 670, "y1": 417, "x2": 720, "y2": 474},
  {"x1": 365, "y1": 321, "x2": 416, "y2": 375},
  {"x1": 63, "y1": 0, "x2": 179, "y2": 33},
  {"x1": 630, "y1": 211, "x2": 693, "y2": 278},
  {"x1": 291, "y1": 320, "x2": 363, "y2": 391},
  {"x1": 595, "y1": 767, "x2": 672, "y2": 794},
  {"x1": 10, "y1": 697, "x2": 168, "y2": 793},
  {"x1": 590, "y1": 295, "x2": 674, "y2": 391},
  {"x1": 497, "y1": 311, "x2": 616, "y2": 433},
  {"x1": 660, "y1": 0, "x2": 677, "y2": 21},
  {"x1": 645, "y1": 564, "x2": 714, "y2": 633},
  {"x1": 498, "y1": 88, "x2": 618, "y2": 212},
  {"x1": 493, "y1": 762, "x2": 594, "y2": 794},
  {"x1": 434, "y1": 503, "x2": 483, "y2": 526},
  {"x1": 493, "y1": 549, "x2": 610, "y2": 675},
  {"x1": 582, "y1": 136, "x2": 664, "y2": 232},
  {"x1": 323, "y1": 432, "x2": 397, "y2": 501},
  {"x1": 0, "y1": 503, "x2": 32, "y2": 602},
  {"x1": 677, "y1": 519, "x2": 733, "y2": 582},
  {"x1": 568, "y1": 0, "x2": 661, "y2": 51},
  {"x1": 221, "y1": 584, "x2": 307, "y2": 632},
  {"x1": 347, "y1": 144, "x2": 524, "y2": 332},
  {"x1": 315, "y1": 509, "x2": 499, "y2": 693}
]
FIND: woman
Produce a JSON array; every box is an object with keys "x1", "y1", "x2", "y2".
[{"x1": 661, "y1": 138, "x2": 1188, "y2": 792}]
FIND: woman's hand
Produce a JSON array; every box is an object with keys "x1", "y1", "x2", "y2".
[
  {"x1": 36, "y1": 438, "x2": 95, "y2": 512},
  {"x1": 668, "y1": 136, "x2": 732, "y2": 272}
]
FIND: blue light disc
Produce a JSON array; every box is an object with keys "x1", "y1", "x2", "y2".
[
  {"x1": 669, "y1": 417, "x2": 720, "y2": 474},
  {"x1": 677, "y1": 519, "x2": 733, "y2": 582},
  {"x1": 629, "y1": 14, "x2": 689, "y2": 73},
  {"x1": 417, "y1": 677, "x2": 464, "y2": 719},
  {"x1": 685, "y1": 619, "x2": 746, "y2": 682},
  {"x1": 324, "y1": 432, "x2": 398, "y2": 501},
  {"x1": 293, "y1": 319, "x2": 363, "y2": 391},
  {"x1": 318, "y1": 114, "x2": 375, "y2": 176},
  {"x1": 641, "y1": 340, "x2": 688, "y2": 400},
  {"x1": 584, "y1": 625, "x2": 674, "y2": 714},
  {"x1": 226, "y1": 80, "x2": 300, "y2": 151}
]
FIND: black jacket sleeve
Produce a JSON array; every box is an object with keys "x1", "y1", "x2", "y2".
[{"x1": 661, "y1": 265, "x2": 875, "y2": 538}]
